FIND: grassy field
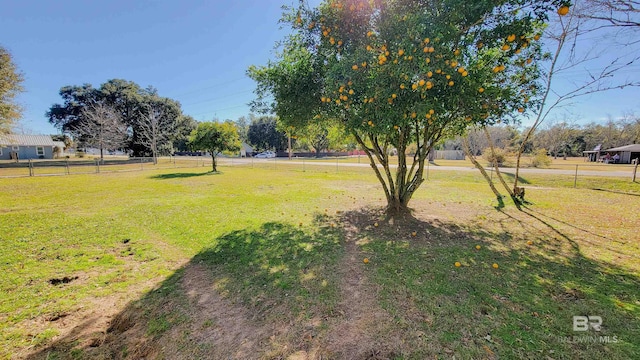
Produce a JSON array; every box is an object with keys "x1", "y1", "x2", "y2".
[{"x1": 0, "y1": 164, "x2": 638, "y2": 359}]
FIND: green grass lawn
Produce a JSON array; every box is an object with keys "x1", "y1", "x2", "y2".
[{"x1": 0, "y1": 164, "x2": 638, "y2": 359}]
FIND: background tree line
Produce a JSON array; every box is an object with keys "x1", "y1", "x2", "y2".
[
  {"x1": 439, "y1": 115, "x2": 640, "y2": 160},
  {"x1": 47, "y1": 79, "x2": 197, "y2": 159}
]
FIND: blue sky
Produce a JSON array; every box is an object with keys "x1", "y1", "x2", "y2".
[{"x1": 2, "y1": 0, "x2": 639, "y2": 135}]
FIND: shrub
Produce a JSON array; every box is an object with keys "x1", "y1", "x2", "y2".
[
  {"x1": 531, "y1": 149, "x2": 552, "y2": 168},
  {"x1": 482, "y1": 147, "x2": 507, "y2": 166},
  {"x1": 406, "y1": 143, "x2": 418, "y2": 156}
]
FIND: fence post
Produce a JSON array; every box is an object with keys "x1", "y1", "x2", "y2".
[
  {"x1": 95, "y1": 159, "x2": 100, "y2": 173},
  {"x1": 574, "y1": 164, "x2": 578, "y2": 188},
  {"x1": 633, "y1": 160, "x2": 639, "y2": 182},
  {"x1": 66, "y1": 159, "x2": 70, "y2": 175},
  {"x1": 28, "y1": 159, "x2": 33, "y2": 177}
]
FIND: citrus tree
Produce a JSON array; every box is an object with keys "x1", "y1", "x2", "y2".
[
  {"x1": 189, "y1": 121, "x2": 241, "y2": 172},
  {"x1": 250, "y1": 0, "x2": 563, "y2": 213}
]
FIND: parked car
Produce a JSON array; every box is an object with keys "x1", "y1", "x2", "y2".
[{"x1": 254, "y1": 151, "x2": 276, "y2": 158}]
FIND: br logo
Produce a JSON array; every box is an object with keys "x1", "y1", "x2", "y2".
[{"x1": 573, "y1": 316, "x2": 602, "y2": 332}]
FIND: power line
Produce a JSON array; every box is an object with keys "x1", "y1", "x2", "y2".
[
  {"x1": 167, "y1": 76, "x2": 249, "y2": 98},
  {"x1": 188, "y1": 104, "x2": 250, "y2": 119},
  {"x1": 179, "y1": 89, "x2": 254, "y2": 106}
]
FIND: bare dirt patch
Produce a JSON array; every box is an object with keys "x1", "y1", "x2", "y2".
[{"x1": 318, "y1": 209, "x2": 404, "y2": 359}]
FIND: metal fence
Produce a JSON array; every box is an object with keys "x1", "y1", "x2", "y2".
[
  {"x1": 0, "y1": 157, "x2": 214, "y2": 177},
  {"x1": 1, "y1": 156, "x2": 638, "y2": 189}
]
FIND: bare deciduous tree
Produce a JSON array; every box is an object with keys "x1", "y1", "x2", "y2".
[
  {"x1": 74, "y1": 102, "x2": 128, "y2": 159},
  {"x1": 510, "y1": 0, "x2": 640, "y2": 200},
  {"x1": 136, "y1": 103, "x2": 176, "y2": 164}
]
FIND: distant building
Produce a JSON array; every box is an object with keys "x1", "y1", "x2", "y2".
[
  {"x1": 0, "y1": 134, "x2": 57, "y2": 160},
  {"x1": 603, "y1": 144, "x2": 640, "y2": 164},
  {"x1": 240, "y1": 142, "x2": 254, "y2": 157}
]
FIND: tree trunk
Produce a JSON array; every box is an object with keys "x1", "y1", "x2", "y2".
[
  {"x1": 461, "y1": 136, "x2": 503, "y2": 201},
  {"x1": 482, "y1": 127, "x2": 514, "y2": 199},
  {"x1": 211, "y1": 154, "x2": 217, "y2": 172}
]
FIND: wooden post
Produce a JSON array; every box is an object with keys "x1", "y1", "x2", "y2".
[
  {"x1": 28, "y1": 159, "x2": 33, "y2": 177},
  {"x1": 574, "y1": 164, "x2": 578, "y2": 188},
  {"x1": 66, "y1": 159, "x2": 70, "y2": 175},
  {"x1": 633, "y1": 159, "x2": 639, "y2": 182}
]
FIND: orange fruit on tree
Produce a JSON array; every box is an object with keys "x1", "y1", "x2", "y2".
[
  {"x1": 411, "y1": 231, "x2": 417, "y2": 237},
  {"x1": 391, "y1": 93, "x2": 397, "y2": 99},
  {"x1": 558, "y1": 5, "x2": 569, "y2": 16},
  {"x1": 448, "y1": 81, "x2": 454, "y2": 86},
  {"x1": 507, "y1": 34, "x2": 516, "y2": 42},
  {"x1": 534, "y1": 34, "x2": 541, "y2": 41},
  {"x1": 398, "y1": 49, "x2": 405, "y2": 56},
  {"x1": 352, "y1": 64, "x2": 358, "y2": 70},
  {"x1": 455, "y1": 262, "x2": 461, "y2": 267},
  {"x1": 479, "y1": 87, "x2": 485, "y2": 93},
  {"x1": 518, "y1": 107, "x2": 525, "y2": 113},
  {"x1": 502, "y1": 44, "x2": 510, "y2": 51}
]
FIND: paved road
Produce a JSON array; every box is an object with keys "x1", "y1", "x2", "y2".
[{"x1": 220, "y1": 158, "x2": 635, "y2": 178}]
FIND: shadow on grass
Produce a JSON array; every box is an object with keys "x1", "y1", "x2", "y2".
[
  {"x1": 592, "y1": 188, "x2": 640, "y2": 197},
  {"x1": 339, "y1": 207, "x2": 640, "y2": 359},
  {"x1": 501, "y1": 171, "x2": 531, "y2": 184},
  {"x1": 26, "y1": 221, "x2": 344, "y2": 360},
  {"x1": 149, "y1": 171, "x2": 217, "y2": 179},
  {"x1": 25, "y1": 208, "x2": 640, "y2": 359}
]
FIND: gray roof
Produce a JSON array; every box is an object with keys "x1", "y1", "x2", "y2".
[
  {"x1": 605, "y1": 144, "x2": 640, "y2": 152},
  {"x1": 0, "y1": 134, "x2": 56, "y2": 146},
  {"x1": 242, "y1": 142, "x2": 253, "y2": 152}
]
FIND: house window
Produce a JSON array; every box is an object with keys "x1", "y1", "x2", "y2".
[
  {"x1": 12, "y1": 146, "x2": 19, "y2": 151},
  {"x1": 37, "y1": 147, "x2": 45, "y2": 156}
]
